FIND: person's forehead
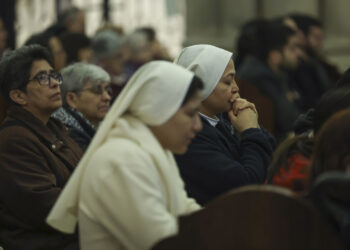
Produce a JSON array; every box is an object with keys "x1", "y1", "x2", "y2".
[
  {"x1": 223, "y1": 59, "x2": 235, "y2": 75},
  {"x1": 30, "y1": 60, "x2": 53, "y2": 76}
]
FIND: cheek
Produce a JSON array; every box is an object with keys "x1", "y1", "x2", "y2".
[{"x1": 170, "y1": 120, "x2": 189, "y2": 140}]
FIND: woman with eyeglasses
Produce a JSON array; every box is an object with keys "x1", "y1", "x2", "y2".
[
  {"x1": 0, "y1": 45, "x2": 82, "y2": 250},
  {"x1": 53, "y1": 62, "x2": 112, "y2": 151}
]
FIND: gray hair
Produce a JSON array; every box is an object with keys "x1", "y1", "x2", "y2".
[
  {"x1": 125, "y1": 30, "x2": 150, "y2": 54},
  {"x1": 60, "y1": 62, "x2": 110, "y2": 106},
  {"x1": 91, "y1": 30, "x2": 124, "y2": 62}
]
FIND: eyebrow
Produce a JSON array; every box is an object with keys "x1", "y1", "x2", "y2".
[
  {"x1": 224, "y1": 72, "x2": 236, "y2": 78},
  {"x1": 33, "y1": 69, "x2": 54, "y2": 77}
]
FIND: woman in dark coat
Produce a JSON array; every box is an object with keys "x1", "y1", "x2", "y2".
[
  {"x1": 0, "y1": 45, "x2": 82, "y2": 250},
  {"x1": 174, "y1": 44, "x2": 276, "y2": 205}
]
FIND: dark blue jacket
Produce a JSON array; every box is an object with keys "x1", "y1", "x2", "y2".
[{"x1": 175, "y1": 116, "x2": 275, "y2": 205}]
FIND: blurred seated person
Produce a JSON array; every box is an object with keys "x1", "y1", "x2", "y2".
[
  {"x1": 123, "y1": 28, "x2": 171, "y2": 82},
  {"x1": 57, "y1": 6, "x2": 85, "y2": 34},
  {"x1": 237, "y1": 21, "x2": 301, "y2": 142},
  {"x1": 174, "y1": 44, "x2": 276, "y2": 205},
  {"x1": 292, "y1": 67, "x2": 350, "y2": 135},
  {"x1": 309, "y1": 109, "x2": 350, "y2": 184},
  {"x1": 91, "y1": 30, "x2": 126, "y2": 101},
  {"x1": 25, "y1": 29, "x2": 67, "y2": 71},
  {"x1": 0, "y1": 45, "x2": 82, "y2": 250},
  {"x1": 235, "y1": 18, "x2": 268, "y2": 70},
  {"x1": 267, "y1": 87, "x2": 350, "y2": 193},
  {"x1": 289, "y1": 13, "x2": 341, "y2": 86},
  {"x1": 60, "y1": 32, "x2": 92, "y2": 64},
  {"x1": 52, "y1": 62, "x2": 111, "y2": 151},
  {"x1": 135, "y1": 27, "x2": 172, "y2": 61},
  {"x1": 96, "y1": 22, "x2": 124, "y2": 35},
  {"x1": 267, "y1": 135, "x2": 313, "y2": 193},
  {"x1": 47, "y1": 61, "x2": 203, "y2": 249},
  {"x1": 275, "y1": 14, "x2": 331, "y2": 110},
  {"x1": 123, "y1": 30, "x2": 154, "y2": 78}
]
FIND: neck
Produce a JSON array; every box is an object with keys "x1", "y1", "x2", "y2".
[
  {"x1": 88, "y1": 118, "x2": 99, "y2": 128},
  {"x1": 199, "y1": 106, "x2": 217, "y2": 119},
  {"x1": 23, "y1": 107, "x2": 50, "y2": 125}
]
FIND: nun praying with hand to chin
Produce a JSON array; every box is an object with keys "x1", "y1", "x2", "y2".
[
  {"x1": 174, "y1": 44, "x2": 276, "y2": 205},
  {"x1": 46, "y1": 61, "x2": 204, "y2": 250}
]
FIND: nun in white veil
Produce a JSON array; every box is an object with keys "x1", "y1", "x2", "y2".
[
  {"x1": 174, "y1": 44, "x2": 276, "y2": 205},
  {"x1": 46, "y1": 61, "x2": 203, "y2": 250}
]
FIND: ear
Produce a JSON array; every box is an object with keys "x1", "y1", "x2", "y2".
[
  {"x1": 9, "y1": 89, "x2": 27, "y2": 105},
  {"x1": 66, "y1": 92, "x2": 79, "y2": 109},
  {"x1": 268, "y1": 50, "x2": 282, "y2": 66}
]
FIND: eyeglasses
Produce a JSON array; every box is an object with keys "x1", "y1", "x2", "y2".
[
  {"x1": 80, "y1": 85, "x2": 113, "y2": 96},
  {"x1": 29, "y1": 72, "x2": 63, "y2": 86}
]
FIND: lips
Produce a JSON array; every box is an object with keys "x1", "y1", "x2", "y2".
[
  {"x1": 51, "y1": 92, "x2": 61, "y2": 100},
  {"x1": 98, "y1": 105, "x2": 110, "y2": 112}
]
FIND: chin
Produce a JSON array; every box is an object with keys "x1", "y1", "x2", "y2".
[
  {"x1": 50, "y1": 103, "x2": 62, "y2": 112},
  {"x1": 171, "y1": 146, "x2": 188, "y2": 155}
]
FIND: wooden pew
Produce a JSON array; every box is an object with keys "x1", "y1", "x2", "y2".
[{"x1": 152, "y1": 185, "x2": 344, "y2": 250}]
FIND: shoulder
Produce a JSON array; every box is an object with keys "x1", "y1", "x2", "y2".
[
  {"x1": 0, "y1": 125, "x2": 42, "y2": 157},
  {"x1": 0, "y1": 120, "x2": 38, "y2": 142},
  {"x1": 84, "y1": 138, "x2": 160, "y2": 190},
  {"x1": 92, "y1": 138, "x2": 155, "y2": 170}
]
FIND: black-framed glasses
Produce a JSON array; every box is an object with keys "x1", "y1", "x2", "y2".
[
  {"x1": 29, "y1": 72, "x2": 63, "y2": 86},
  {"x1": 80, "y1": 84, "x2": 113, "y2": 96}
]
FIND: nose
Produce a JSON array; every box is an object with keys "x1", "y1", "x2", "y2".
[
  {"x1": 49, "y1": 77, "x2": 60, "y2": 88},
  {"x1": 231, "y1": 79, "x2": 239, "y2": 93},
  {"x1": 102, "y1": 90, "x2": 112, "y2": 102},
  {"x1": 193, "y1": 114, "x2": 203, "y2": 133}
]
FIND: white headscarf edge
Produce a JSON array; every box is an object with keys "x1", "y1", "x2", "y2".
[{"x1": 174, "y1": 44, "x2": 233, "y2": 101}]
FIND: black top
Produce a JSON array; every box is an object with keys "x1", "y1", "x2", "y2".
[{"x1": 175, "y1": 116, "x2": 276, "y2": 205}]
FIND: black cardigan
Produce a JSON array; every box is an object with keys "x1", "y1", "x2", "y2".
[{"x1": 175, "y1": 116, "x2": 276, "y2": 205}]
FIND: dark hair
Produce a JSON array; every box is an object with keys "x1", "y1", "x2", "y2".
[
  {"x1": 182, "y1": 75, "x2": 204, "y2": 105},
  {"x1": 310, "y1": 109, "x2": 350, "y2": 184},
  {"x1": 313, "y1": 87, "x2": 350, "y2": 134},
  {"x1": 24, "y1": 28, "x2": 61, "y2": 58},
  {"x1": 255, "y1": 22, "x2": 296, "y2": 62},
  {"x1": 58, "y1": 7, "x2": 82, "y2": 27},
  {"x1": 289, "y1": 14, "x2": 322, "y2": 37},
  {"x1": 60, "y1": 32, "x2": 90, "y2": 64},
  {"x1": 25, "y1": 32, "x2": 52, "y2": 50},
  {"x1": 135, "y1": 27, "x2": 156, "y2": 42},
  {"x1": 0, "y1": 44, "x2": 53, "y2": 103},
  {"x1": 235, "y1": 18, "x2": 268, "y2": 68},
  {"x1": 336, "y1": 68, "x2": 350, "y2": 88}
]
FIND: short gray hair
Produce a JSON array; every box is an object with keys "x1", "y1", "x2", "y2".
[
  {"x1": 60, "y1": 62, "x2": 110, "y2": 106},
  {"x1": 125, "y1": 30, "x2": 149, "y2": 54},
  {"x1": 91, "y1": 31, "x2": 124, "y2": 62}
]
